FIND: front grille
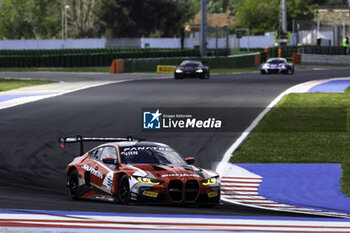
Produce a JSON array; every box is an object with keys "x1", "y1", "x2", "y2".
[
  {"x1": 168, "y1": 180, "x2": 183, "y2": 202},
  {"x1": 269, "y1": 69, "x2": 280, "y2": 73},
  {"x1": 185, "y1": 180, "x2": 199, "y2": 202}
]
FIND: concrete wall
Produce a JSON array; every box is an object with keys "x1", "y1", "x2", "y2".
[
  {"x1": 0, "y1": 32, "x2": 335, "y2": 50},
  {"x1": 302, "y1": 53, "x2": 350, "y2": 64},
  {"x1": 0, "y1": 39, "x2": 106, "y2": 50},
  {"x1": 105, "y1": 38, "x2": 140, "y2": 48}
]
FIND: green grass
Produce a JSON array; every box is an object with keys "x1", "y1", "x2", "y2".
[
  {"x1": 230, "y1": 92, "x2": 350, "y2": 196},
  {"x1": 0, "y1": 79, "x2": 53, "y2": 92}
]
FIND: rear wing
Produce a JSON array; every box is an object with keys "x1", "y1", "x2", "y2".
[{"x1": 58, "y1": 135, "x2": 145, "y2": 155}]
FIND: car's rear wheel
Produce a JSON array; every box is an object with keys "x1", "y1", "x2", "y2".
[
  {"x1": 67, "y1": 169, "x2": 79, "y2": 200},
  {"x1": 118, "y1": 175, "x2": 130, "y2": 204},
  {"x1": 290, "y1": 66, "x2": 295, "y2": 75}
]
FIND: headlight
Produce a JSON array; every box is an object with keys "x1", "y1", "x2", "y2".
[
  {"x1": 280, "y1": 64, "x2": 286, "y2": 69},
  {"x1": 136, "y1": 176, "x2": 161, "y2": 185},
  {"x1": 175, "y1": 69, "x2": 183, "y2": 73},
  {"x1": 262, "y1": 64, "x2": 269, "y2": 69},
  {"x1": 195, "y1": 69, "x2": 203, "y2": 73},
  {"x1": 202, "y1": 177, "x2": 217, "y2": 185}
]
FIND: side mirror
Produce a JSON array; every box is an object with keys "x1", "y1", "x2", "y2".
[
  {"x1": 103, "y1": 158, "x2": 119, "y2": 165},
  {"x1": 185, "y1": 157, "x2": 195, "y2": 165}
]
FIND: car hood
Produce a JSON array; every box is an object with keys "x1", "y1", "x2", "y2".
[{"x1": 127, "y1": 164, "x2": 217, "y2": 180}]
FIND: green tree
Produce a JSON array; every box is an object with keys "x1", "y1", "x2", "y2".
[
  {"x1": 0, "y1": 0, "x2": 62, "y2": 39},
  {"x1": 65, "y1": 0, "x2": 101, "y2": 38},
  {"x1": 95, "y1": 0, "x2": 192, "y2": 38},
  {"x1": 233, "y1": 0, "x2": 316, "y2": 35},
  {"x1": 32, "y1": 0, "x2": 61, "y2": 39},
  {"x1": 0, "y1": 0, "x2": 35, "y2": 39}
]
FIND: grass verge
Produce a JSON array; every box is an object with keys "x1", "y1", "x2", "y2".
[
  {"x1": 230, "y1": 91, "x2": 350, "y2": 196},
  {"x1": 0, "y1": 79, "x2": 53, "y2": 92}
]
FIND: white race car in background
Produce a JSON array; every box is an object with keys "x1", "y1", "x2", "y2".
[{"x1": 260, "y1": 58, "x2": 294, "y2": 75}]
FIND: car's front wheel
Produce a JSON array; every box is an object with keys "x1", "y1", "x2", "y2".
[
  {"x1": 200, "y1": 72, "x2": 210, "y2": 79},
  {"x1": 67, "y1": 169, "x2": 79, "y2": 200},
  {"x1": 206, "y1": 71, "x2": 210, "y2": 79},
  {"x1": 118, "y1": 175, "x2": 130, "y2": 204}
]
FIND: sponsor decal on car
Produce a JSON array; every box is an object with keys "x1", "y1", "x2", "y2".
[
  {"x1": 143, "y1": 191, "x2": 158, "y2": 198},
  {"x1": 81, "y1": 164, "x2": 103, "y2": 179},
  {"x1": 102, "y1": 171, "x2": 114, "y2": 191},
  {"x1": 161, "y1": 174, "x2": 200, "y2": 178},
  {"x1": 208, "y1": 191, "x2": 218, "y2": 198}
]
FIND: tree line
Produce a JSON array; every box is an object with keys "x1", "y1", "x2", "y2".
[{"x1": 0, "y1": 0, "x2": 340, "y2": 39}]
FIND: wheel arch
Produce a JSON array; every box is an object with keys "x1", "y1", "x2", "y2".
[
  {"x1": 66, "y1": 166, "x2": 78, "y2": 180},
  {"x1": 115, "y1": 172, "x2": 129, "y2": 193}
]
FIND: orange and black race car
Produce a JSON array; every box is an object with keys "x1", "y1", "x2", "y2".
[{"x1": 59, "y1": 135, "x2": 221, "y2": 206}]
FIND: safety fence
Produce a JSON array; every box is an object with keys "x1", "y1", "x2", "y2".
[
  {"x1": 243, "y1": 45, "x2": 347, "y2": 58},
  {"x1": 299, "y1": 46, "x2": 344, "y2": 55},
  {"x1": 0, "y1": 48, "x2": 232, "y2": 68},
  {"x1": 124, "y1": 53, "x2": 258, "y2": 72},
  {"x1": 0, "y1": 48, "x2": 194, "y2": 56},
  {"x1": 0, "y1": 49, "x2": 196, "y2": 68},
  {"x1": 241, "y1": 47, "x2": 299, "y2": 59}
]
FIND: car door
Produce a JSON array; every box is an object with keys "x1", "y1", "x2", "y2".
[
  {"x1": 94, "y1": 146, "x2": 119, "y2": 194},
  {"x1": 83, "y1": 147, "x2": 104, "y2": 189}
]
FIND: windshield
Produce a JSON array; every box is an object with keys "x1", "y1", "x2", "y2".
[
  {"x1": 180, "y1": 62, "x2": 201, "y2": 67},
  {"x1": 120, "y1": 146, "x2": 187, "y2": 165},
  {"x1": 267, "y1": 59, "x2": 285, "y2": 64}
]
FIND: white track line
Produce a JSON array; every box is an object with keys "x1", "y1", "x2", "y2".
[
  {"x1": 0, "y1": 80, "x2": 127, "y2": 110},
  {"x1": 217, "y1": 77, "x2": 350, "y2": 218},
  {"x1": 3, "y1": 213, "x2": 350, "y2": 232}
]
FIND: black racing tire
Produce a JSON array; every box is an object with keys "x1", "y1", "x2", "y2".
[
  {"x1": 285, "y1": 67, "x2": 294, "y2": 75},
  {"x1": 200, "y1": 71, "x2": 210, "y2": 79},
  {"x1": 118, "y1": 175, "x2": 130, "y2": 204},
  {"x1": 67, "y1": 169, "x2": 80, "y2": 200},
  {"x1": 206, "y1": 71, "x2": 210, "y2": 79},
  {"x1": 290, "y1": 66, "x2": 295, "y2": 75}
]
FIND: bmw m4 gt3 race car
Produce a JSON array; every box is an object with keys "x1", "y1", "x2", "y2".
[
  {"x1": 174, "y1": 60, "x2": 210, "y2": 79},
  {"x1": 59, "y1": 135, "x2": 220, "y2": 206},
  {"x1": 260, "y1": 58, "x2": 294, "y2": 75}
]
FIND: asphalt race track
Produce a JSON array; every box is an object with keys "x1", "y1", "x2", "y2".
[{"x1": 1, "y1": 67, "x2": 350, "y2": 217}]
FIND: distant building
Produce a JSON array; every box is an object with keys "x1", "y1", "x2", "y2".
[{"x1": 316, "y1": 6, "x2": 349, "y2": 25}]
